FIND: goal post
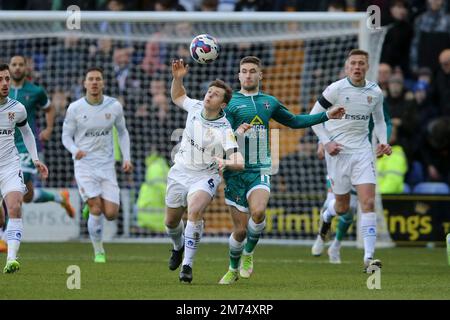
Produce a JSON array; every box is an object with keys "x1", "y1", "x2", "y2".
[{"x1": 0, "y1": 11, "x2": 391, "y2": 246}]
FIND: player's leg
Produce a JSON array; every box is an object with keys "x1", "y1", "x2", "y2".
[
  {"x1": 319, "y1": 153, "x2": 352, "y2": 241},
  {"x1": 20, "y1": 152, "x2": 75, "y2": 217},
  {"x1": 3, "y1": 191, "x2": 24, "y2": 273},
  {"x1": 0, "y1": 200, "x2": 8, "y2": 253},
  {"x1": 23, "y1": 173, "x2": 75, "y2": 218},
  {"x1": 241, "y1": 187, "x2": 270, "y2": 279},
  {"x1": 165, "y1": 206, "x2": 185, "y2": 271},
  {"x1": 220, "y1": 173, "x2": 248, "y2": 284},
  {"x1": 352, "y1": 150, "x2": 381, "y2": 272},
  {"x1": 312, "y1": 190, "x2": 334, "y2": 256},
  {"x1": 164, "y1": 165, "x2": 188, "y2": 271},
  {"x1": 179, "y1": 190, "x2": 213, "y2": 283},
  {"x1": 355, "y1": 183, "x2": 381, "y2": 271},
  {"x1": 327, "y1": 192, "x2": 358, "y2": 264},
  {"x1": 219, "y1": 205, "x2": 247, "y2": 285},
  {"x1": 86, "y1": 196, "x2": 106, "y2": 263}
]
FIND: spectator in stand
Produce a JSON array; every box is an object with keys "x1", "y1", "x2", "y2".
[
  {"x1": 378, "y1": 63, "x2": 393, "y2": 97},
  {"x1": 200, "y1": 0, "x2": 218, "y2": 10},
  {"x1": 420, "y1": 116, "x2": 450, "y2": 184},
  {"x1": 380, "y1": 0, "x2": 414, "y2": 77},
  {"x1": 147, "y1": 0, "x2": 186, "y2": 10},
  {"x1": 234, "y1": 0, "x2": 273, "y2": 11},
  {"x1": 385, "y1": 74, "x2": 420, "y2": 168},
  {"x1": 430, "y1": 48, "x2": 450, "y2": 117},
  {"x1": 410, "y1": 0, "x2": 450, "y2": 74}
]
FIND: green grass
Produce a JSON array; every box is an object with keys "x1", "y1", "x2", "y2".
[{"x1": 0, "y1": 243, "x2": 449, "y2": 299}]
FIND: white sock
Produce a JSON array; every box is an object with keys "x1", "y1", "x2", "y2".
[
  {"x1": 182, "y1": 220, "x2": 203, "y2": 268},
  {"x1": 88, "y1": 214, "x2": 104, "y2": 255},
  {"x1": 323, "y1": 199, "x2": 337, "y2": 223},
  {"x1": 331, "y1": 238, "x2": 341, "y2": 249},
  {"x1": 229, "y1": 234, "x2": 245, "y2": 271},
  {"x1": 6, "y1": 218, "x2": 23, "y2": 261},
  {"x1": 361, "y1": 212, "x2": 377, "y2": 261},
  {"x1": 165, "y1": 220, "x2": 185, "y2": 251}
]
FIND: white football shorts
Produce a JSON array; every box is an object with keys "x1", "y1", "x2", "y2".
[
  {"x1": 74, "y1": 165, "x2": 120, "y2": 204},
  {"x1": 165, "y1": 163, "x2": 221, "y2": 208},
  {"x1": 0, "y1": 160, "x2": 26, "y2": 198},
  {"x1": 325, "y1": 150, "x2": 376, "y2": 195}
]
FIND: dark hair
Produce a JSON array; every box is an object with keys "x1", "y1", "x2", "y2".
[
  {"x1": 85, "y1": 66, "x2": 104, "y2": 76},
  {"x1": 240, "y1": 56, "x2": 261, "y2": 68},
  {"x1": 208, "y1": 79, "x2": 232, "y2": 105},
  {"x1": 347, "y1": 49, "x2": 369, "y2": 60},
  {"x1": 0, "y1": 64, "x2": 10, "y2": 72},
  {"x1": 10, "y1": 55, "x2": 27, "y2": 64}
]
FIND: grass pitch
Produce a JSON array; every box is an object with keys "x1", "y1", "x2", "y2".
[{"x1": 0, "y1": 243, "x2": 449, "y2": 300}]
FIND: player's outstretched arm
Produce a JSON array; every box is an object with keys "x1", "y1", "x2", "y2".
[
  {"x1": 18, "y1": 122, "x2": 48, "y2": 179},
  {"x1": 212, "y1": 150, "x2": 244, "y2": 174},
  {"x1": 171, "y1": 58, "x2": 189, "y2": 107}
]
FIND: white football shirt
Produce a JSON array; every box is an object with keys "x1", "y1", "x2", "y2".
[
  {"x1": 316, "y1": 78, "x2": 385, "y2": 154},
  {"x1": 0, "y1": 98, "x2": 27, "y2": 165},
  {"x1": 174, "y1": 97, "x2": 238, "y2": 172},
  {"x1": 62, "y1": 95, "x2": 130, "y2": 169}
]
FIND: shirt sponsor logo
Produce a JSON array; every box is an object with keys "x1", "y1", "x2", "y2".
[
  {"x1": 0, "y1": 129, "x2": 14, "y2": 135},
  {"x1": 344, "y1": 114, "x2": 370, "y2": 120},
  {"x1": 85, "y1": 129, "x2": 111, "y2": 137},
  {"x1": 190, "y1": 139, "x2": 205, "y2": 153}
]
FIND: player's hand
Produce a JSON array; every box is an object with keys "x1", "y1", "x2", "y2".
[
  {"x1": 33, "y1": 160, "x2": 48, "y2": 180},
  {"x1": 326, "y1": 106, "x2": 346, "y2": 119},
  {"x1": 172, "y1": 58, "x2": 189, "y2": 79},
  {"x1": 325, "y1": 141, "x2": 343, "y2": 156},
  {"x1": 75, "y1": 150, "x2": 87, "y2": 160},
  {"x1": 39, "y1": 127, "x2": 53, "y2": 141},
  {"x1": 236, "y1": 123, "x2": 252, "y2": 135},
  {"x1": 317, "y1": 142, "x2": 325, "y2": 160},
  {"x1": 123, "y1": 160, "x2": 133, "y2": 173},
  {"x1": 376, "y1": 143, "x2": 392, "y2": 157},
  {"x1": 212, "y1": 156, "x2": 225, "y2": 175}
]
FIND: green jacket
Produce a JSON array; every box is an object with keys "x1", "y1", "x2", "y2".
[
  {"x1": 376, "y1": 145, "x2": 408, "y2": 194},
  {"x1": 136, "y1": 153, "x2": 169, "y2": 231}
]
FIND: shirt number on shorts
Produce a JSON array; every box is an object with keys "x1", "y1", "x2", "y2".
[{"x1": 208, "y1": 178, "x2": 215, "y2": 189}]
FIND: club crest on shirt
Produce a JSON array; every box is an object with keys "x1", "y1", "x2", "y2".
[
  {"x1": 367, "y1": 96, "x2": 373, "y2": 104},
  {"x1": 263, "y1": 101, "x2": 270, "y2": 110},
  {"x1": 8, "y1": 112, "x2": 15, "y2": 122},
  {"x1": 105, "y1": 113, "x2": 111, "y2": 120}
]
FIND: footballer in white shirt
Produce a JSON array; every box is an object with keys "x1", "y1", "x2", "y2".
[
  {"x1": 310, "y1": 49, "x2": 392, "y2": 273},
  {"x1": 166, "y1": 59, "x2": 247, "y2": 283},
  {"x1": 62, "y1": 67, "x2": 132, "y2": 264},
  {"x1": 0, "y1": 64, "x2": 48, "y2": 274}
]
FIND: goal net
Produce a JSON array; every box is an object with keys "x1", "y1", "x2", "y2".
[{"x1": 0, "y1": 11, "x2": 392, "y2": 246}]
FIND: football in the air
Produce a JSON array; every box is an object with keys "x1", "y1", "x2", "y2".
[{"x1": 190, "y1": 34, "x2": 219, "y2": 64}]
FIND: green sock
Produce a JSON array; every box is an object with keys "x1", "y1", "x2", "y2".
[
  {"x1": 335, "y1": 212, "x2": 354, "y2": 241},
  {"x1": 33, "y1": 189, "x2": 56, "y2": 203},
  {"x1": 243, "y1": 219, "x2": 265, "y2": 254}
]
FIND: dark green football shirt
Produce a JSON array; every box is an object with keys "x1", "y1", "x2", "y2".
[
  {"x1": 225, "y1": 91, "x2": 328, "y2": 172},
  {"x1": 9, "y1": 80, "x2": 50, "y2": 152}
]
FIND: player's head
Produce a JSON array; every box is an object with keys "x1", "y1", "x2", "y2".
[
  {"x1": 345, "y1": 49, "x2": 369, "y2": 83},
  {"x1": 203, "y1": 79, "x2": 232, "y2": 111},
  {"x1": 239, "y1": 56, "x2": 262, "y2": 92},
  {"x1": 9, "y1": 55, "x2": 27, "y2": 82},
  {"x1": 84, "y1": 67, "x2": 104, "y2": 96},
  {"x1": 0, "y1": 64, "x2": 11, "y2": 98}
]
